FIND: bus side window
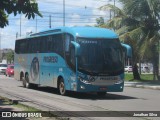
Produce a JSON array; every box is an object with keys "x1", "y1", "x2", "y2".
[
  {"x1": 70, "y1": 47, "x2": 75, "y2": 66},
  {"x1": 28, "y1": 38, "x2": 33, "y2": 53},
  {"x1": 34, "y1": 38, "x2": 40, "y2": 53},
  {"x1": 19, "y1": 40, "x2": 26, "y2": 54},
  {"x1": 65, "y1": 34, "x2": 71, "y2": 52},
  {"x1": 36, "y1": 39, "x2": 41, "y2": 53},
  {"x1": 25, "y1": 40, "x2": 29, "y2": 53},
  {"x1": 54, "y1": 34, "x2": 63, "y2": 56},
  {"x1": 41, "y1": 36, "x2": 47, "y2": 53},
  {"x1": 40, "y1": 37, "x2": 44, "y2": 53},
  {"x1": 31, "y1": 39, "x2": 35, "y2": 53},
  {"x1": 47, "y1": 36, "x2": 53, "y2": 53},
  {"x1": 15, "y1": 41, "x2": 20, "y2": 54}
]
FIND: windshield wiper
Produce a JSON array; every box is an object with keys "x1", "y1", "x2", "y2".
[{"x1": 78, "y1": 67, "x2": 97, "y2": 75}]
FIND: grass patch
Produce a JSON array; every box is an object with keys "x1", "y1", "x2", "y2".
[
  {"x1": 13, "y1": 103, "x2": 40, "y2": 111},
  {"x1": 0, "y1": 96, "x2": 11, "y2": 105},
  {"x1": 0, "y1": 96, "x2": 39, "y2": 111},
  {"x1": 0, "y1": 96, "x2": 67, "y2": 119},
  {"x1": 125, "y1": 73, "x2": 154, "y2": 81}
]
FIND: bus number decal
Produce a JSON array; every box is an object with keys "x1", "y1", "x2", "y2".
[{"x1": 43, "y1": 56, "x2": 58, "y2": 63}]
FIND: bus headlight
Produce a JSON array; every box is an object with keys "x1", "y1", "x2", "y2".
[
  {"x1": 78, "y1": 77, "x2": 91, "y2": 84},
  {"x1": 115, "y1": 77, "x2": 123, "y2": 84}
]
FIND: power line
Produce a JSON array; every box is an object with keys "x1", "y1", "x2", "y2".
[{"x1": 37, "y1": 0, "x2": 102, "y2": 10}]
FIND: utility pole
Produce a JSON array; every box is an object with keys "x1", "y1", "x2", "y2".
[
  {"x1": 49, "y1": 15, "x2": 52, "y2": 28},
  {"x1": 20, "y1": 14, "x2": 21, "y2": 37},
  {"x1": 63, "y1": 0, "x2": 65, "y2": 26},
  {"x1": 16, "y1": 32, "x2": 18, "y2": 39},
  {"x1": 36, "y1": 15, "x2": 37, "y2": 32}
]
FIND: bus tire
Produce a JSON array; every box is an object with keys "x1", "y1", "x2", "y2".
[
  {"x1": 22, "y1": 74, "x2": 31, "y2": 88},
  {"x1": 25, "y1": 75, "x2": 31, "y2": 88},
  {"x1": 97, "y1": 92, "x2": 106, "y2": 96},
  {"x1": 58, "y1": 78, "x2": 67, "y2": 96},
  {"x1": 22, "y1": 76, "x2": 26, "y2": 88}
]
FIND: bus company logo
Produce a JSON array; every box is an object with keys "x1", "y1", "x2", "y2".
[
  {"x1": 30, "y1": 57, "x2": 39, "y2": 81},
  {"x1": 43, "y1": 56, "x2": 58, "y2": 63},
  {"x1": 88, "y1": 76, "x2": 96, "y2": 82}
]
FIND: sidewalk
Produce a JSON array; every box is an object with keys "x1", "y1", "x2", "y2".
[{"x1": 124, "y1": 81, "x2": 160, "y2": 90}]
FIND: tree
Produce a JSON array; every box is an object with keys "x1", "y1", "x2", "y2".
[
  {"x1": 99, "y1": 0, "x2": 160, "y2": 80},
  {"x1": 0, "y1": 0, "x2": 42, "y2": 28},
  {"x1": 96, "y1": 17, "x2": 104, "y2": 26},
  {"x1": 6, "y1": 51, "x2": 14, "y2": 64},
  {"x1": 119, "y1": 0, "x2": 160, "y2": 80}
]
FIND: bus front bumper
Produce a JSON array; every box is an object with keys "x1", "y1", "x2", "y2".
[{"x1": 77, "y1": 82, "x2": 124, "y2": 93}]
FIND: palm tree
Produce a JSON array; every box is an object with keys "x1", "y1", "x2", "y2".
[{"x1": 99, "y1": 0, "x2": 160, "y2": 80}]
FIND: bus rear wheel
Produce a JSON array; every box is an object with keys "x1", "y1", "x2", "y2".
[
  {"x1": 58, "y1": 78, "x2": 67, "y2": 96},
  {"x1": 21, "y1": 76, "x2": 26, "y2": 87},
  {"x1": 22, "y1": 75, "x2": 31, "y2": 88}
]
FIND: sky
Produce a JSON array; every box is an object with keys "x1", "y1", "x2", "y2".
[{"x1": 0, "y1": 0, "x2": 120, "y2": 49}]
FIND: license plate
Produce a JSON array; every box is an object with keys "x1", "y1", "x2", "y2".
[
  {"x1": 100, "y1": 76, "x2": 118, "y2": 81},
  {"x1": 99, "y1": 87, "x2": 107, "y2": 90}
]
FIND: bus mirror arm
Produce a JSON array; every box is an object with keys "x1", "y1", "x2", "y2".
[
  {"x1": 71, "y1": 41, "x2": 81, "y2": 57},
  {"x1": 121, "y1": 43, "x2": 132, "y2": 58}
]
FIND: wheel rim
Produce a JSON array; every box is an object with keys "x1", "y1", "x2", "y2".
[{"x1": 59, "y1": 82, "x2": 65, "y2": 95}]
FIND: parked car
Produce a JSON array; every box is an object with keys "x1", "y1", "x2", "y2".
[
  {"x1": 125, "y1": 66, "x2": 133, "y2": 72},
  {"x1": 5, "y1": 64, "x2": 14, "y2": 77},
  {"x1": 0, "y1": 64, "x2": 7, "y2": 75},
  {"x1": 140, "y1": 66, "x2": 150, "y2": 73}
]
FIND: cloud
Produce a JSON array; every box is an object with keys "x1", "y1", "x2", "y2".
[
  {"x1": 0, "y1": 28, "x2": 16, "y2": 49},
  {"x1": 1, "y1": 0, "x2": 121, "y2": 49},
  {"x1": 37, "y1": 0, "x2": 108, "y2": 26}
]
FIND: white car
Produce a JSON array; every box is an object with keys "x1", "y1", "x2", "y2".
[
  {"x1": 125, "y1": 66, "x2": 133, "y2": 72},
  {"x1": 0, "y1": 64, "x2": 7, "y2": 75},
  {"x1": 141, "y1": 66, "x2": 150, "y2": 73}
]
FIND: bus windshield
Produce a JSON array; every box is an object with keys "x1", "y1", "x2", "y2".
[{"x1": 77, "y1": 38, "x2": 124, "y2": 75}]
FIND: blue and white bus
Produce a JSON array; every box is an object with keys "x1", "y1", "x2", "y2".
[{"x1": 14, "y1": 27, "x2": 131, "y2": 96}]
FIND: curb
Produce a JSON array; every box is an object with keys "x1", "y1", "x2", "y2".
[{"x1": 124, "y1": 82, "x2": 160, "y2": 90}]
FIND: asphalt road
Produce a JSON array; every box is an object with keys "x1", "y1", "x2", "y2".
[{"x1": 0, "y1": 75, "x2": 159, "y2": 120}]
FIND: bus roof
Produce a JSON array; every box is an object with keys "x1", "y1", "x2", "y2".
[{"x1": 30, "y1": 26, "x2": 118, "y2": 39}]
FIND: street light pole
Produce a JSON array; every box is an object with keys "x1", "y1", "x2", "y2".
[
  {"x1": 20, "y1": 14, "x2": 21, "y2": 37},
  {"x1": 36, "y1": 15, "x2": 37, "y2": 32},
  {"x1": 63, "y1": 0, "x2": 65, "y2": 26},
  {"x1": 49, "y1": 15, "x2": 52, "y2": 28}
]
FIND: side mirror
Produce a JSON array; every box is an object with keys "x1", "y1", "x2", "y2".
[
  {"x1": 71, "y1": 41, "x2": 81, "y2": 57},
  {"x1": 121, "y1": 43, "x2": 132, "y2": 58}
]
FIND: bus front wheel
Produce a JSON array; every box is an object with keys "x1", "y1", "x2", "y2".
[{"x1": 58, "y1": 78, "x2": 67, "y2": 96}]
